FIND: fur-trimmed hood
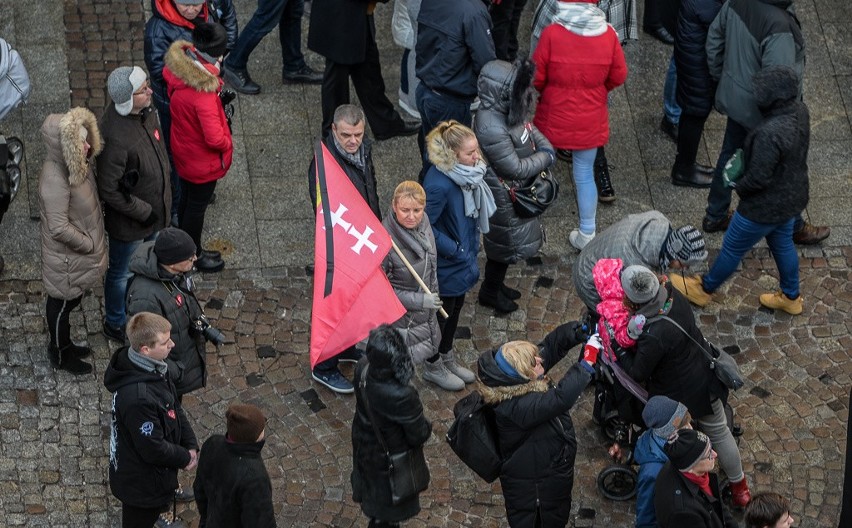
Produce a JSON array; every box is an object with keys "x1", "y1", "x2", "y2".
[
  {"x1": 477, "y1": 348, "x2": 549, "y2": 405},
  {"x1": 425, "y1": 132, "x2": 459, "y2": 174},
  {"x1": 164, "y1": 40, "x2": 222, "y2": 93},
  {"x1": 40, "y1": 107, "x2": 103, "y2": 187},
  {"x1": 478, "y1": 58, "x2": 537, "y2": 127}
]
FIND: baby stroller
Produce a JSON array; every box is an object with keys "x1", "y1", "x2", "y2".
[
  {"x1": 0, "y1": 36, "x2": 30, "y2": 221},
  {"x1": 590, "y1": 312, "x2": 744, "y2": 502}
]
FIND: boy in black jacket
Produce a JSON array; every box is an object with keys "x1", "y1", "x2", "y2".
[{"x1": 104, "y1": 312, "x2": 198, "y2": 528}]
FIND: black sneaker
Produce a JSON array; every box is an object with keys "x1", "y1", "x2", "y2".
[
  {"x1": 374, "y1": 121, "x2": 420, "y2": 141},
  {"x1": 103, "y1": 320, "x2": 126, "y2": 342},
  {"x1": 556, "y1": 149, "x2": 573, "y2": 162},
  {"x1": 222, "y1": 66, "x2": 261, "y2": 95},
  {"x1": 595, "y1": 162, "x2": 616, "y2": 203},
  {"x1": 282, "y1": 65, "x2": 323, "y2": 84},
  {"x1": 174, "y1": 485, "x2": 195, "y2": 503},
  {"x1": 702, "y1": 212, "x2": 732, "y2": 233}
]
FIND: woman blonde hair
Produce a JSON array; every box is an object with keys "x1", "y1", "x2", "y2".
[
  {"x1": 499, "y1": 340, "x2": 540, "y2": 380},
  {"x1": 392, "y1": 180, "x2": 426, "y2": 207},
  {"x1": 425, "y1": 120, "x2": 482, "y2": 171}
]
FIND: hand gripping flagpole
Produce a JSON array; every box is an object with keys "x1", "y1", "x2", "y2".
[
  {"x1": 390, "y1": 240, "x2": 449, "y2": 319},
  {"x1": 314, "y1": 140, "x2": 334, "y2": 297}
]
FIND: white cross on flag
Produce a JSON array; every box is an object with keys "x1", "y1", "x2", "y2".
[{"x1": 309, "y1": 142, "x2": 406, "y2": 368}]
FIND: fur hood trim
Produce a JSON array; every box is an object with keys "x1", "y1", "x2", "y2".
[
  {"x1": 426, "y1": 132, "x2": 459, "y2": 174},
  {"x1": 477, "y1": 58, "x2": 537, "y2": 127},
  {"x1": 164, "y1": 40, "x2": 221, "y2": 93},
  {"x1": 41, "y1": 107, "x2": 103, "y2": 187},
  {"x1": 479, "y1": 378, "x2": 550, "y2": 405},
  {"x1": 366, "y1": 325, "x2": 415, "y2": 385}
]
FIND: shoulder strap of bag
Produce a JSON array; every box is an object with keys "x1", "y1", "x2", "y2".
[
  {"x1": 648, "y1": 315, "x2": 716, "y2": 364},
  {"x1": 358, "y1": 364, "x2": 391, "y2": 456}
]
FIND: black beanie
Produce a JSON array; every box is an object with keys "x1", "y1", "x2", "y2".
[
  {"x1": 226, "y1": 404, "x2": 266, "y2": 443},
  {"x1": 192, "y1": 22, "x2": 228, "y2": 58},
  {"x1": 664, "y1": 429, "x2": 712, "y2": 471},
  {"x1": 154, "y1": 227, "x2": 196, "y2": 265}
]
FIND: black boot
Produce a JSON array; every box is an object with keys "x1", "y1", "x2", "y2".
[
  {"x1": 501, "y1": 284, "x2": 521, "y2": 300},
  {"x1": 48, "y1": 345, "x2": 93, "y2": 375},
  {"x1": 67, "y1": 343, "x2": 93, "y2": 359},
  {"x1": 195, "y1": 252, "x2": 225, "y2": 273},
  {"x1": 594, "y1": 159, "x2": 615, "y2": 203},
  {"x1": 671, "y1": 164, "x2": 713, "y2": 188},
  {"x1": 478, "y1": 286, "x2": 518, "y2": 313}
]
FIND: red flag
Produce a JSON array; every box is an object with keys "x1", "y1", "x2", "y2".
[{"x1": 309, "y1": 143, "x2": 406, "y2": 368}]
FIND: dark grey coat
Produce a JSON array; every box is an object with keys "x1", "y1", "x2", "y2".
[
  {"x1": 735, "y1": 65, "x2": 809, "y2": 224},
  {"x1": 475, "y1": 59, "x2": 551, "y2": 264},
  {"x1": 382, "y1": 213, "x2": 441, "y2": 364}
]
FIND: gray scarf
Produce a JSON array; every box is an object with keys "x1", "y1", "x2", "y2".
[
  {"x1": 553, "y1": 2, "x2": 609, "y2": 36},
  {"x1": 128, "y1": 347, "x2": 169, "y2": 376},
  {"x1": 332, "y1": 135, "x2": 366, "y2": 171},
  {"x1": 443, "y1": 160, "x2": 496, "y2": 234}
]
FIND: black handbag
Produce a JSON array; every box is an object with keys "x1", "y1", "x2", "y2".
[
  {"x1": 653, "y1": 315, "x2": 744, "y2": 391},
  {"x1": 358, "y1": 364, "x2": 430, "y2": 505},
  {"x1": 503, "y1": 169, "x2": 559, "y2": 218},
  {"x1": 446, "y1": 391, "x2": 502, "y2": 482}
]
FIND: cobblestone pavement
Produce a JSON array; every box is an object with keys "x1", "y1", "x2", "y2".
[
  {"x1": 0, "y1": 0, "x2": 850, "y2": 526},
  {"x1": 2, "y1": 246, "x2": 851, "y2": 527}
]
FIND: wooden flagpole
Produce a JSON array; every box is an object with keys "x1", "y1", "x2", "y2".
[{"x1": 390, "y1": 240, "x2": 448, "y2": 319}]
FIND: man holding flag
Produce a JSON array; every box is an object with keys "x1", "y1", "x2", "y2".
[{"x1": 307, "y1": 104, "x2": 405, "y2": 394}]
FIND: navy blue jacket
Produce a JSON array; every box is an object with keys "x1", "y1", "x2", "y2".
[
  {"x1": 415, "y1": 0, "x2": 496, "y2": 100},
  {"x1": 634, "y1": 431, "x2": 669, "y2": 528},
  {"x1": 675, "y1": 0, "x2": 723, "y2": 117},
  {"x1": 144, "y1": 0, "x2": 237, "y2": 104},
  {"x1": 423, "y1": 166, "x2": 480, "y2": 297}
]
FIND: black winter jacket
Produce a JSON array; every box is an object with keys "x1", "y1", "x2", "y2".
[
  {"x1": 734, "y1": 65, "x2": 809, "y2": 224},
  {"x1": 674, "y1": 0, "x2": 723, "y2": 116},
  {"x1": 308, "y1": 136, "x2": 381, "y2": 218},
  {"x1": 193, "y1": 435, "x2": 276, "y2": 528},
  {"x1": 477, "y1": 323, "x2": 591, "y2": 528},
  {"x1": 97, "y1": 104, "x2": 171, "y2": 242},
  {"x1": 144, "y1": 0, "x2": 237, "y2": 103},
  {"x1": 351, "y1": 357, "x2": 432, "y2": 522},
  {"x1": 415, "y1": 0, "x2": 496, "y2": 100},
  {"x1": 307, "y1": 0, "x2": 374, "y2": 65},
  {"x1": 126, "y1": 242, "x2": 207, "y2": 396},
  {"x1": 104, "y1": 346, "x2": 197, "y2": 509},
  {"x1": 626, "y1": 284, "x2": 728, "y2": 418},
  {"x1": 654, "y1": 462, "x2": 739, "y2": 528},
  {"x1": 476, "y1": 59, "x2": 549, "y2": 264}
]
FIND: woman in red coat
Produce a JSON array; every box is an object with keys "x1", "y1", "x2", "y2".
[
  {"x1": 163, "y1": 22, "x2": 232, "y2": 272},
  {"x1": 532, "y1": 0, "x2": 627, "y2": 250}
]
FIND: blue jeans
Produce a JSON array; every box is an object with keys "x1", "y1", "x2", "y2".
[
  {"x1": 702, "y1": 212, "x2": 799, "y2": 298},
  {"x1": 663, "y1": 55, "x2": 680, "y2": 124},
  {"x1": 224, "y1": 0, "x2": 306, "y2": 73},
  {"x1": 572, "y1": 148, "x2": 598, "y2": 234},
  {"x1": 104, "y1": 234, "x2": 156, "y2": 328},
  {"x1": 415, "y1": 84, "x2": 473, "y2": 170},
  {"x1": 705, "y1": 118, "x2": 748, "y2": 221}
]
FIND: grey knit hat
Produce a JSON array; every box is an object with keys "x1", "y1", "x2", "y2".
[
  {"x1": 107, "y1": 66, "x2": 147, "y2": 116},
  {"x1": 661, "y1": 225, "x2": 708, "y2": 269},
  {"x1": 642, "y1": 395, "x2": 688, "y2": 440},
  {"x1": 621, "y1": 265, "x2": 660, "y2": 305}
]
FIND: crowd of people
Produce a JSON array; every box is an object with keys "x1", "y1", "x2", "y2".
[{"x1": 20, "y1": 0, "x2": 839, "y2": 526}]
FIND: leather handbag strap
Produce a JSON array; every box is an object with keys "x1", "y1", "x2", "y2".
[
  {"x1": 648, "y1": 315, "x2": 716, "y2": 364},
  {"x1": 357, "y1": 364, "x2": 391, "y2": 456}
]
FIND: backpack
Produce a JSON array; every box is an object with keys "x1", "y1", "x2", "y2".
[
  {"x1": 446, "y1": 391, "x2": 503, "y2": 483},
  {"x1": 0, "y1": 37, "x2": 31, "y2": 121}
]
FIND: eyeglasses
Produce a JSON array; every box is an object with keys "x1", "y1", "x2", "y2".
[{"x1": 132, "y1": 81, "x2": 151, "y2": 96}]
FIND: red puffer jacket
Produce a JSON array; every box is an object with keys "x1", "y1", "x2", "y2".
[
  {"x1": 532, "y1": 23, "x2": 627, "y2": 150},
  {"x1": 163, "y1": 40, "x2": 232, "y2": 184}
]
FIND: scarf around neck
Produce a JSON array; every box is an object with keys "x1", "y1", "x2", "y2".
[
  {"x1": 128, "y1": 347, "x2": 169, "y2": 376},
  {"x1": 443, "y1": 160, "x2": 496, "y2": 234},
  {"x1": 332, "y1": 135, "x2": 366, "y2": 171},
  {"x1": 554, "y1": 2, "x2": 609, "y2": 36}
]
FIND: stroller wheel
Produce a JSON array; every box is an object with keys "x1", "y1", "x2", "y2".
[
  {"x1": 602, "y1": 414, "x2": 628, "y2": 442},
  {"x1": 6, "y1": 137, "x2": 23, "y2": 166},
  {"x1": 6, "y1": 164, "x2": 20, "y2": 201},
  {"x1": 597, "y1": 465, "x2": 637, "y2": 501}
]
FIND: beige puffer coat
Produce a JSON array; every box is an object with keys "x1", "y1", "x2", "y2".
[{"x1": 38, "y1": 107, "x2": 107, "y2": 300}]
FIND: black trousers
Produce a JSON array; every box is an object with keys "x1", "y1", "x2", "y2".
[
  {"x1": 674, "y1": 112, "x2": 709, "y2": 169},
  {"x1": 489, "y1": 0, "x2": 530, "y2": 61},
  {"x1": 45, "y1": 295, "x2": 83, "y2": 350},
  {"x1": 437, "y1": 293, "x2": 466, "y2": 356},
  {"x1": 121, "y1": 503, "x2": 167, "y2": 528},
  {"x1": 178, "y1": 179, "x2": 217, "y2": 255},
  {"x1": 643, "y1": 0, "x2": 660, "y2": 29},
  {"x1": 319, "y1": 16, "x2": 403, "y2": 138},
  {"x1": 482, "y1": 259, "x2": 510, "y2": 293}
]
